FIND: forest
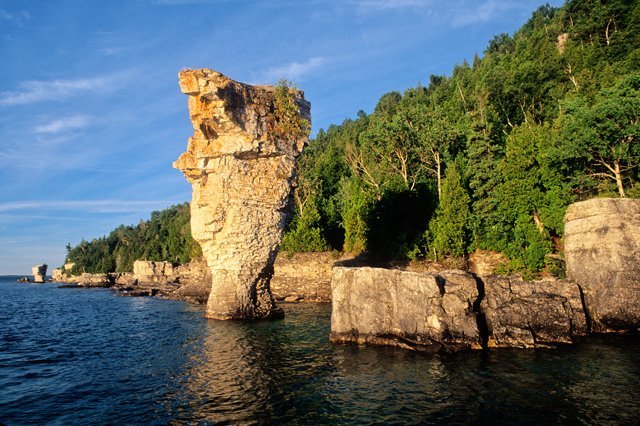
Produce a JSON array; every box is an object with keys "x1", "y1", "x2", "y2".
[
  {"x1": 65, "y1": 0, "x2": 640, "y2": 275},
  {"x1": 282, "y1": 0, "x2": 640, "y2": 274},
  {"x1": 64, "y1": 203, "x2": 201, "y2": 274}
]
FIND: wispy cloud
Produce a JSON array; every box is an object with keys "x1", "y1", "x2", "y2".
[
  {"x1": 35, "y1": 116, "x2": 93, "y2": 134},
  {"x1": 0, "y1": 73, "x2": 129, "y2": 106},
  {"x1": 0, "y1": 9, "x2": 31, "y2": 24},
  {"x1": 0, "y1": 199, "x2": 186, "y2": 214},
  {"x1": 150, "y1": 0, "x2": 230, "y2": 4},
  {"x1": 352, "y1": 0, "x2": 429, "y2": 10},
  {"x1": 262, "y1": 57, "x2": 328, "y2": 83},
  {"x1": 452, "y1": 0, "x2": 516, "y2": 27}
]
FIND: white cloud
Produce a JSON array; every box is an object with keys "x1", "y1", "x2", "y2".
[
  {"x1": 35, "y1": 116, "x2": 93, "y2": 134},
  {"x1": 262, "y1": 57, "x2": 327, "y2": 83},
  {"x1": 0, "y1": 73, "x2": 128, "y2": 106},
  {"x1": 0, "y1": 199, "x2": 186, "y2": 214}
]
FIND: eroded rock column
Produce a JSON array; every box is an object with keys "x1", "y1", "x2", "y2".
[{"x1": 174, "y1": 69, "x2": 310, "y2": 320}]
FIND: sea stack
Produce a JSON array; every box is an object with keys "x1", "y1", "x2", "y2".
[
  {"x1": 174, "y1": 69, "x2": 310, "y2": 320},
  {"x1": 32, "y1": 264, "x2": 47, "y2": 283}
]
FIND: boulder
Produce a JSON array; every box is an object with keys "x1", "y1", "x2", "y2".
[
  {"x1": 330, "y1": 267, "x2": 483, "y2": 352},
  {"x1": 468, "y1": 250, "x2": 508, "y2": 276},
  {"x1": 482, "y1": 276, "x2": 587, "y2": 348},
  {"x1": 564, "y1": 198, "x2": 640, "y2": 332},
  {"x1": 271, "y1": 252, "x2": 335, "y2": 302},
  {"x1": 174, "y1": 69, "x2": 310, "y2": 320},
  {"x1": 330, "y1": 267, "x2": 589, "y2": 352},
  {"x1": 133, "y1": 260, "x2": 176, "y2": 284},
  {"x1": 52, "y1": 268, "x2": 64, "y2": 282},
  {"x1": 76, "y1": 273, "x2": 113, "y2": 287}
]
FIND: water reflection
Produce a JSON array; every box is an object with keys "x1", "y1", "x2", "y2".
[
  {"x1": 3, "y1": 277, "x2": 639, "y2": 425},
  {"x1": 169, "y1": 304, "x2": 333, "y2": 424}
]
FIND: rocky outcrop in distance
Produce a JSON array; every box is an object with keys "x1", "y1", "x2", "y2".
[
  {"x1": 174, "y1": 69, "x2": 310, "y2": 320},
  {"x1": 52, "y1": 253, "x2": 334, "y2": 304},
  {"x1": 331, "y1": 198, "x2": 640, "y2": 352},
  {"x1": 32, "y1": 264, "x2": 47, "y2": 283},
  {"x1": 54, "y1": 260, "x2": 212, "y2": 303}
]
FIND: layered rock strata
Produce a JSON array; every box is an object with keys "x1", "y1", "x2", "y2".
[
  {"x1": 331, "y1": 198, "x2": 640, "y2": 352},
  {"x1": 564, "y1": 198, "x2": 640, "y2": 332},
  {"x1": 173, "y1": 69, "x2": 310, "y2": 320},
  {"x1": 330, "y1": 267, "x2": 588, "y2": 352},
  {"x1": 271, "y1": 252, "x2": 335, "y2": 302}
]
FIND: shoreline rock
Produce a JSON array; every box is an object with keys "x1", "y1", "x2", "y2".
[
  {"x1": 173, "y1": 69, "x2": 310, "y2": 320},
  {"x1": 31, "y1": 264, "x2": 47, "y2": 283},
  {"x1": 329, "y1": 267, "x2": 591, "y2": 352},
  {"x1": 52, "y1": 253, "x2": 336, "y2": 305},
  {"x1": 331, "y1": 197, "x2": 640, "y2": 352},
  {"x1": 564, "y1": 198, "x2": 640, "y2": 333}
]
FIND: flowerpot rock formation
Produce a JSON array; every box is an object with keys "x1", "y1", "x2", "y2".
[
  {"x1": 174, "y1": 69, "x2": 310, "y2": 320},
  {"x1": 32, "y1": 264, "x2": 47, "y2": 283}
]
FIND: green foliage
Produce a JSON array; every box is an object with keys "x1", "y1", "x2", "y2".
[
  {"x1": 271, "y1": 80, "x2": 311, "y2": 143},
  {"x1": 65, "y1": 203, "x2": 201, "y2": 274},
  {"x1": 281, "y1": 196, "x2": 329, "y2": 252},
  {"x1": 428, "y1": 164, "x2": 471, "y2": 258},
  {"x1": 281, "y1": 0, "x2": 640, "y2": 273},
  {"x1": 340, "y1": 178, "x2": 372, "y2": 254},
  {"x1": 67, "y1": 0, "x2": 640, "y2": 275},
  {"x1": 558, "y1": 73, "x2": 640, "y2": 197}
]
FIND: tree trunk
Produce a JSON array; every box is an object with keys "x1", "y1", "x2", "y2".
[{"x1": 615, "y1": 161, "x2": 626, "y2": 197}]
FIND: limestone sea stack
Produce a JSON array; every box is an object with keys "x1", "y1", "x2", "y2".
[
  {"x1": 173, "y1": 69, "x2": 310, "y2": 320},
  {"x1": 32, "y1": 264, "x2": 47, "y2": 283}
]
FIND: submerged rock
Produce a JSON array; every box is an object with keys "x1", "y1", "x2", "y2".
[
  {"x1": 174, "y1": 69, "x2": 310, "y2": 320},
  {"x1": 564, "y1": 198, "x2": 640, "y2": 332}
]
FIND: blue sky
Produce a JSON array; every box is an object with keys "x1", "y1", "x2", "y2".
[{"x1": 0, "y1": 0, "x2": 564, "y2": 274}]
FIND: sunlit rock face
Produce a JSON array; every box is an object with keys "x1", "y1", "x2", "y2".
[
  {"x1": 174, "y1": 69, "x2": 310, "y2": 320},
  {"x1": 32, "y1": 264, "x2": 47, "y2": 283},
  {"x1": 564, "y1": 198, "x2": 640, "y2": 332}
]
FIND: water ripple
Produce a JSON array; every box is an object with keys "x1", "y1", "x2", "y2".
[{"x1": 1, "y1": 278, "x2": 640, "y2": 424}]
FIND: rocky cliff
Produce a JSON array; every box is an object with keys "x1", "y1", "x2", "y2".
[
  {"x1": 330, "y1": 268, "x2": 587, "y2": 351},
  {"x1": 564, "y1": 197, "x2": 640, "y2": 332},
  {"x1": 330, "y1": 197, "x2": 640, "y2": 352},
  {"x1": 271, "y1": 252, "x2": 335, "y2": 302},
  {"x1": 174, "y1": 69, "x2": 310, "y2": 320}
]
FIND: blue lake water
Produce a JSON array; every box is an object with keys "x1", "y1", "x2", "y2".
[{"x1": 1, "y1": 275, "x2": 640, "y2": 425}]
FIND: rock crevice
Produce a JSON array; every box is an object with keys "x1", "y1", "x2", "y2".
[{"x1": 330, "y1": 198, "x2": 640, "y2": 352}]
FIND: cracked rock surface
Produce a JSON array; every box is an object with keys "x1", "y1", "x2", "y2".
[
  {"x1": 174, "y1": 69, "x2": 310, "y2": 320},
  {"x1": 565, "y1": 198, "x2": 640, "y2": 332},
  {"x1": 330, "y1": 198, "x2": 640, "y2": 352}
]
